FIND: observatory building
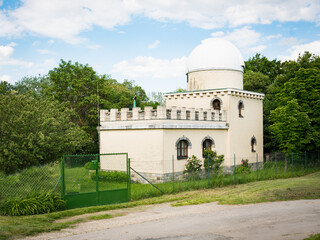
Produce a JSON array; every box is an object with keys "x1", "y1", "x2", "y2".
[{"x1": 99, "y1": 38, "x2": 264, "y2": 181}]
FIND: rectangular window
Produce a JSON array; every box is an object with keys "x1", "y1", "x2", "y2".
[
  {"x1": 195, "y1": 111, "x2": 199, "y2": 120},
  {"x1": 177, "y1": 110, "x2": 181, "y2": 120}
]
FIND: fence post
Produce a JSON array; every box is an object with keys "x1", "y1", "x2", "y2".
[
  {"x1": 207, "y1": 153, "x2": 210, "y2": 186},
  {"x1": 275, "y1": 152, "x2": 277, "y2": 177},
  {"x1": 234, "y1": 154, "x2": 236, "y2": 184},
  {"x1": 291, "y1": 152, "x2": 293, "y2": 177},
  {"x1": 96, "y1": 154, "x2": 99, "y2": 204},
  {"x1": 305, "y1": 151, "x2": 307, "y2": 173},
  {"x1": 256, "y1": 153, "x2": 258, "y2": 179},
  {"x1": 61, "y1": 156, "x2": 65, "y2": 199},
  {"x1": 126, "y1": 155, "x2": 131, "y2": 202},
  {"x1": 172, "y1": 155, "x2": 174, "y2": 193}
]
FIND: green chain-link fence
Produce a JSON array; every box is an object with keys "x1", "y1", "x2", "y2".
[{"x1": 0, "y1": 163, "x2": 61, "y2": 203}]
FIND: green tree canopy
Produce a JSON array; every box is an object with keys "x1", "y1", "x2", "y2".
[
  {"x1": 0, "y1": 93, "x2": 91, "y2": 174},
  {"x1": 269, "y1": 99, "x2": 313, "y2": 154},
  {"x1": 245, "y1": 53, "x2": 282, "y2": 82},
  {"x1": 243, "y1": 71, "x2": 271, "y2": 94},
  {"x1": 0, "y1": 81, "x2": 12, "y2": 95}
]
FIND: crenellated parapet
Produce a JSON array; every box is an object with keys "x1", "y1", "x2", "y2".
[{"x1": 100, "y1": 105, "x2": 227, "y2": 122}]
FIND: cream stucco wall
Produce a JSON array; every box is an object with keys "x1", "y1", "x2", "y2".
[
  {"x1": 162, "y1": 129, "x2": 227, "y2": 173},
  {"x1": 187, "y1": 70, "x2": 243, "y2": 91},
  {"x1": 100, "y1": 129, "x2": 164, "y2": 174},
  {"x1": 226, "y1": 96, "x2": 264, "y2": 165}
]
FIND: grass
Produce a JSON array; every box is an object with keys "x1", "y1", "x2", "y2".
[
  {"x1": 1, "y1": 171, "x2": 320, "y2": 240},
  {"x1": 305, "y1": 233, "x2": 320, "y2": 240}
]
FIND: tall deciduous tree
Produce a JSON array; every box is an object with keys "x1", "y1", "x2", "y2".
[
  {"x1": 42, "y1": 60, "x2": 149, "y2": 152},
  {"x1": 0, "y1": 93, "x2": 91, "y2": 174},
  {"x1": 245, "y1": 53, "x2": 282, "y2": 82},
  {"x1": 269, "y1": 99, "x2": 313, "y2": 154},
  {"x1": 243, "y1": 71, "x2": 271, "y2": 94}
]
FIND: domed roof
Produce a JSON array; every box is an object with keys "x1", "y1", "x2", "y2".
[{"x1": 187, "y1": 38, "x2": 245, "y2": 73}]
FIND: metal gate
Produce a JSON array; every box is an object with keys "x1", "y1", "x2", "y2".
[{"x1": 61, "y1": 153, "x2": 130, "y2": 209}]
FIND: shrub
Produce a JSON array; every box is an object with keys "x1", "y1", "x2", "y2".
[
  {"x1": 203, "y1": 149, "x2": 224, "y2": 172},
  {"x1": 184, "y1": 155, "x2": 202, "y2": 174},
  {"x1": 0, "y1": 192, "x2": 65, "y2": 216},
  {"x1": 235, "y1": 159, "x2": 251, "y2": 174},
  {"x1": 84, "y1": 161, "x2": 100, "y2": 170},
  {"x1": 91, "y1": 170, "x2": 127, "y2": 182}
]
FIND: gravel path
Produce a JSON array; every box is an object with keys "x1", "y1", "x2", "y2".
[{"x1": 23, "y1": 199, "x2": 320, "y2": 240}]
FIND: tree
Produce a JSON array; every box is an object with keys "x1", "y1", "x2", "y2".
[
  {"x1": 0, "y1": 81, "x2": 12, "y2": 95},
  {"x1": 13, "y1": 76, "x2": 49, "y2": 96},
  {"x1": 269, "y1": 99, "x2": 313, "y2": 154},
  {"x1": 243, "y1": 71, "x2": 271, "y2": 94},
  {"x1": 0, "y1": 93, "x2": 91, "y2": 174},
  {"x1": 245, "y1": 53, "x2": 282, "y2": 82},
  {"x1": 175, "y1": 88, "x2": 187, "y2": 92},
  {"x1": 42, "y1": 60, "x2": 151, "y2": 153}
]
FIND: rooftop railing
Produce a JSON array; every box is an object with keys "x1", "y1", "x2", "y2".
[{"x1": 100, "y1": 106, "x2": 226, "y2": 122}]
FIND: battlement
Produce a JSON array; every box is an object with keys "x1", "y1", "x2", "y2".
[{"x1": 100, "y1": 106, "x2": 227, "y2": 122}]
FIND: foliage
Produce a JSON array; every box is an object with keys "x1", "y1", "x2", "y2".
[
  {"x1": 203, "y1": 149, "x2": 224, "y2": 172},
  {"x1": 83, "y1": 161, "x2": 100, "y2": 170},
  {"x1": 0, "y1": 93, "x2": 91, "y2": 174},
  {"x1": 175, "y1": 88, "x2": 187, "y2": 92},
  {"x1": 243, "y1": 71, "x2": 271, "y2": 94},
  {"x1": 0, "y1": 81, "x2": 12, "y2": 95},
  {"x1": 244, "y1": 53, "x2": 282, "y2": 82},
  {"x1": 91, "y1": 170, "x2": 127, "y2": 182},
  {"x1": 270, "y1": 99, "x2": 313, "y2": 154},
  {"x1": 0, "y1": 192, "x2": 65, "y2": 216},
  {"x1": 41, "y1": 60, "x2": 149, "y2": 153},
  {"x1": 0, "y1": 163, "x2": 60, "y2": 202},
  {"x1": 13, "y1": 76, "x2": 49, "y2": 96},
  {"x1": 235, "y1": 159, "x2": 251, "y2": 174},
  {"x1": 184, "y1": 155, "x2": 202, "y2": 174}
]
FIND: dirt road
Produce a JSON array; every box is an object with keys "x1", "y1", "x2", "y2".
[{"x1": 24, "y1": 199, "x2": 320, "y2": 240}]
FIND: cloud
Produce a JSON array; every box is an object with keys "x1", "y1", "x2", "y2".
[
  {"x1": 148, "y1": 40, "x2": 160, "y2": 49},
  {"x1": 0, "y1": 42, "x2": 16, "y2": 59},
  {"x1": 1, "y1": 1, "x2": 320, "y2": 43},
  {"x1": 210, "y1": 26, "x2": 271, "y2": 54},
  {"x1": 0, "y1": 42, "x2": 33, "y2": 67},
  {"x1": 280, "y1": 40, "x2": 320, "y2": 61},
  {"x1": 0, "y1": 75, "x2": 11, "y2": 82},
  {"x1": 36, "y1": 49, "x2": 56, "y2": 55},
  {"x1": 279, "y1": 37, "x2": 301, "y2": 46},
  {"x1": 112, "y1": 56, "x2": 187, "y2": 79}
]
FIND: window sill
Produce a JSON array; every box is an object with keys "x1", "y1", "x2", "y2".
[{"x1": 177, "y1": 156, "x2": 188, "y2": 160}]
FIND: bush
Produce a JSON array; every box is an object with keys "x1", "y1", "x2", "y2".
[
  {"x1": 184, "y1": 155, "x2": 202, "y2": 175},
  {"x1": 235, "y1": 159, "x2": 251, "y2": 174},
  {"x1": 91, "y1": 170, "x2": 127, "y2": 182},
  {"x1": 203, "y1": 149, "x2": 224, "y2": 172},
  {"x1": 0, "y1": 192, "x2": 65, "y2": 216},
  {"x1": 84, "y1": 161, "x2": 100, "y2": 170}
]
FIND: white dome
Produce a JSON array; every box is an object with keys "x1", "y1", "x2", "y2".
[{"x1": 187, "y1": 38, "x2": 245, "y2": 73}]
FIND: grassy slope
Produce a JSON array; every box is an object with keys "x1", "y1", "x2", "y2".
[{"x1": 1, "y1": 172, "x2": 320, "y2": 240}]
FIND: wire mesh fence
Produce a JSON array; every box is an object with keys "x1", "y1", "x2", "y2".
[
  {"x1": 0, "y1": 163, "x2": 61, "y2": 203},
  {"x1": 129, "y1": 150, "x2": 320, "y2": 200},
  {"x1": 1, "y1": 150, "x2": 319, "y2": 203}
]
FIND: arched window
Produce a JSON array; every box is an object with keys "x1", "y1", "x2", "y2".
[
  {"x1": 176, "y1": 136, "x2": 191, "y2": 160},
  {"x1": 177, "y1": 140, "x2": 188, "y2": 159},
  {"x1": 202, "y1": 136, "x2": 215, "y2": 157},
  {"x1": 212, "y1": 99, "x2": 221, "y2": 111},
  {"x1": 238, "y1": 100, "x2": 244, "y2": 118},
  {"x1": 251, "y1": 136, "x2": 257, "y2": 152}
]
